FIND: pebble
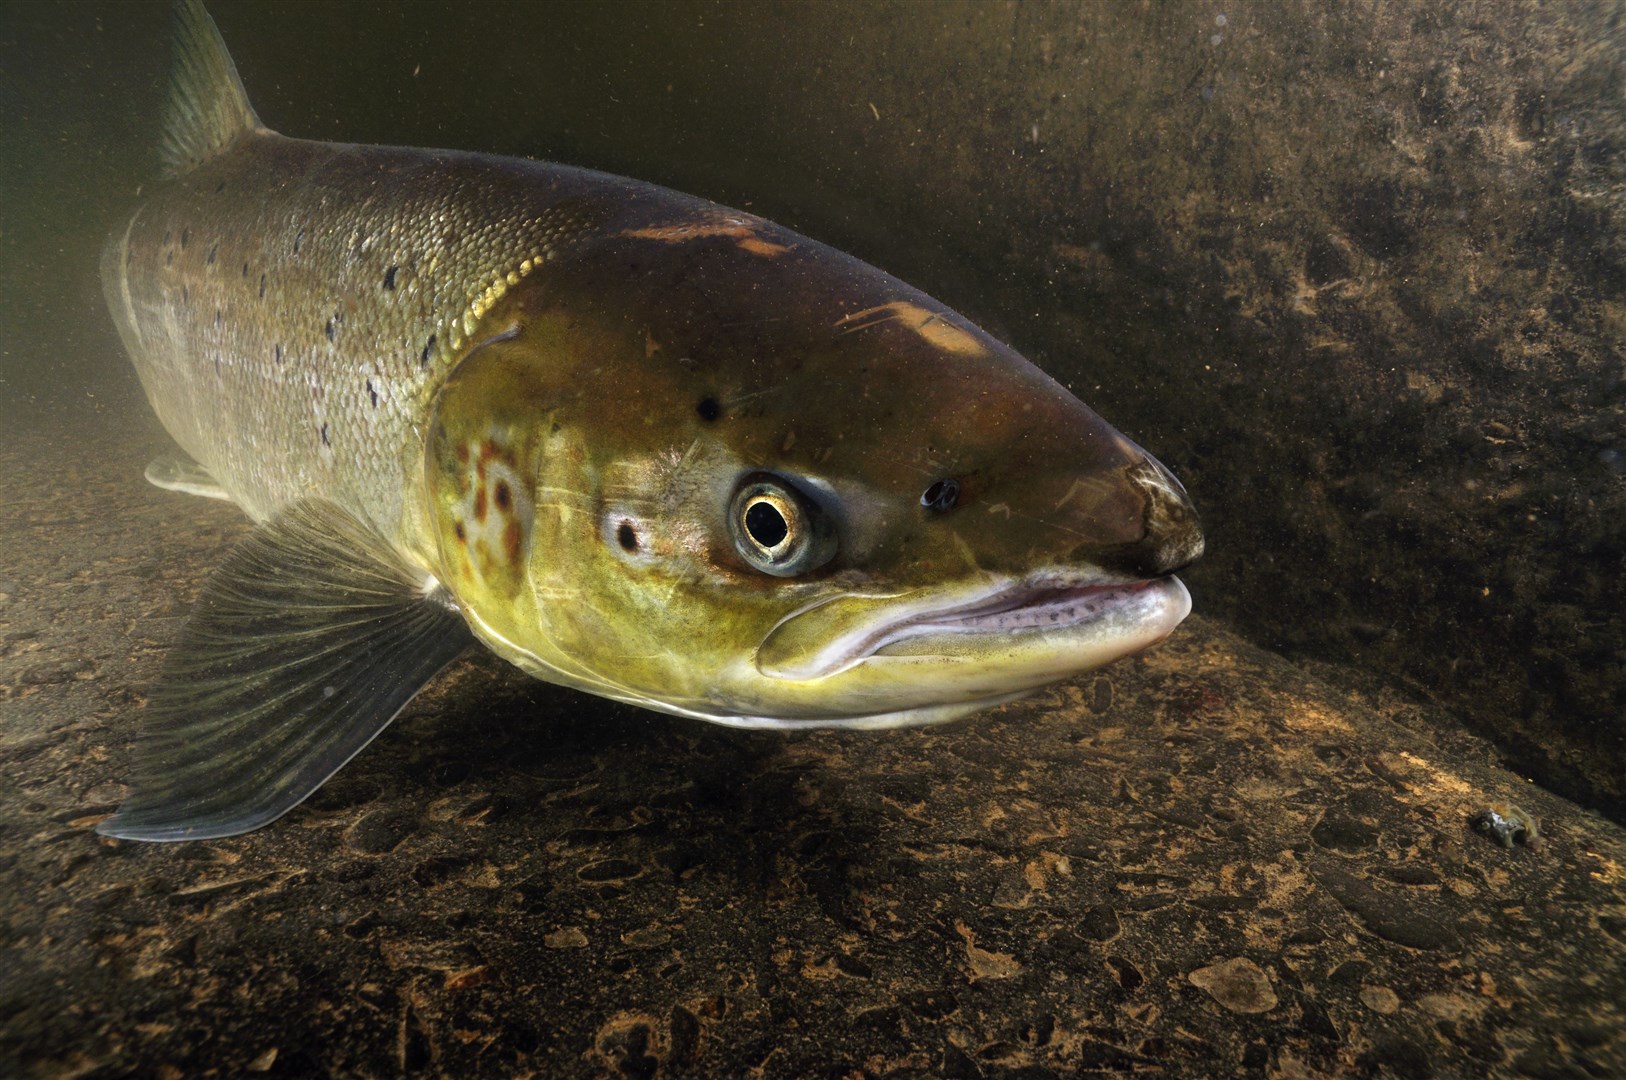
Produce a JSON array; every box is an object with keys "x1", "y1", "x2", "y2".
[{"x1": 1189, "y1": 957, "x2": 1277, "y2": 1014}]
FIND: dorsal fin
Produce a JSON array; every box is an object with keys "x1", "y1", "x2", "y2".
[{"x1": 160, "y1": 0, "x2": 266, "y2": 178}]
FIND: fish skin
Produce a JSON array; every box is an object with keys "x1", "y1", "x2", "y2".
[
  {"x1": 101, "y1": 0, "x2": 1202, "y2": 839},
  {"x1": 103, "y1": 130, "x2": 708, "y2": 542}
]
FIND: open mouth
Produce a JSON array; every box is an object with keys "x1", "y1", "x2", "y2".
[{"x1": 756, "y1": 572, "x2": 1189, "y2": 682}]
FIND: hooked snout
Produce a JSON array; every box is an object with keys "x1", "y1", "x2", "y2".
[{"x1": 1085, "y1": 456, "x2": 1204, "y2": 579}]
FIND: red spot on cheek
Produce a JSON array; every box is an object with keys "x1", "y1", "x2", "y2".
[
  {"x1": 503, "y1": 521, "x2": 521, "y2": 562},
  {"x1": 455, "y1": 444, "x2": 470, "y2": 464},
  {"x1": 453, "y1": 521, "x2": 467, "y2": 544},
  {"x1": 474, "y1": 488, "x2": 487, "y2": 522}
]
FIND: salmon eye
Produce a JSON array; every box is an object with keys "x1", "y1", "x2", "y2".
[{"x1": 729, "y1": 474, "x2": 836, "y2": 577}]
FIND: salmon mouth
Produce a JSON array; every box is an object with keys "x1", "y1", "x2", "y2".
[
  {"x1": 868, "y1": 579, "x2": 1162, "y2": 652},
  {"x1": 754, "y1": 571, "x2": 1192, "y2": 684}
]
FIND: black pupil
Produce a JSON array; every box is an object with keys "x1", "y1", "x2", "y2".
[
  {"x1": 745, "y1": 500, "x2": 789, "y2": 548},
  {"x1": 617, "y1": 521, "x2": 638, "y2": 551}
]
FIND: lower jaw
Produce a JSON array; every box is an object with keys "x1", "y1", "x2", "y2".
[{"x1": 728, "y1": 575, "x2": 1192, "y2": 726}]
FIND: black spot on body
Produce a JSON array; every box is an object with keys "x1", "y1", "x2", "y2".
[
  {"x1": 617, "y1": 521, "x2": 639, "y2": 552},
  {"x1": 696, "y1": 397, "x2": 722, "y2": 422},
  {"x1": 383, "y1": 265, "x2": 397, "y2": 290},
  {"x1": 206, "y1": 244, "x2": 216, "y2": 265},
  {"x1": 421, "y1": 334, "x2": 437, "y2": 367},
  {"x1": 294, "y1": 227, "x2": 304, "y2": 254},
  {"x1": 495, "y1": 481, "x2": 512, "y2": 511},
  {"x1": 258, "y1": 273, "x2": 266, "y2": 298},
  {"x1": 320, "y1": 422, "x2": 330, "y2": 447},
  {"x1": 325, "y1": 318, "x2": 335, "y2": 342},
  {"x1": 241, "y1": 262, "x2": 249, "y2": 277},
  {"x1": 180, "y1": 228, "x2": 189, "y2": 249},
  {"x1": 181, "y1": 284, "x2": 189, "y2": 303},
  {"x1": 162, "y1": 230, "x2": 171, "y2": 246},
  {"x1": 274, "y1": 343, "x2": 282, "y2": 363},
  {"x1": 367, "y1": 379, "x2": 378, "y2": 408},
  {"x1": 215, "y1": 180, "x2": 225, "y2": 194}
]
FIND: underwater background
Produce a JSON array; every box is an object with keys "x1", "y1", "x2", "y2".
[
  {"x1": 7, "y1": 0, "x2": 1623, "y2": 819},
  {"x1": 3, "y1": 2, "x2": 1625, "y2": 1076}
]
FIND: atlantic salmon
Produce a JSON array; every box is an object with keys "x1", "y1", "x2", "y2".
[{"x1": 98, "y1": 1, "x2": 1203, "y2": 840}]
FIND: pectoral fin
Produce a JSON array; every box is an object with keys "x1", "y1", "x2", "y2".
[
  {"x1": 145, "y1": 452, "x2": 230, "y2": 500},
  {"x1": 98, "y1": 498, "x2": 473, "y2": 841}
]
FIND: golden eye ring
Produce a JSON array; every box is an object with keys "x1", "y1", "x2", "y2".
[{"x1": 728, "y1": 475, "x2": 836, "y2": 577}]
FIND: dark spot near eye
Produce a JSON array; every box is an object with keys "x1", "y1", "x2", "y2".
[
  {"x1": 921, "y1": 478, "x2": 960, "y2": 513},
  {"x1": 617, "y1": 521, "x2": 639, "y2": 552},
  {"x1": 258, "y1": 273, "x2": 266, "y2": 298},
  {"x1": 453, "y1": 521, "x2": 466, "y2": 542},
  {"x1": 495, "y1": 480, "x2": 512, "y2": 511},
  {"x1": 325, "y1": 318, "x2": 335, "y2": 342},
  {"x1": 695, "y1": 396, "x2": 721, "y2": 422},
  {"x1": 366, "y1": 379, "x2": 378, "y2": 407},
  {"x1": 421, "y1": 334, "x2": 437, "y2": 367},
  {"x1": 320, "y1": 422, "x2": 330, "y2": 447},
  {"x1": 180, "y1": 228, "x2": 189, "y2": 249},
  {"x1": 206, "y1": 243, "x2": 216, "y2": 265}
]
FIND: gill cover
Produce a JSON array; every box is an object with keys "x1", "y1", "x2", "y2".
[{"x1": 427, "y1": 328, "x2": 546, "y2": 627}]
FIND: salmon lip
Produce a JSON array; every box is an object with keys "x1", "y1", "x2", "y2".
[
  {"x1": 880, "y1": 579, "x2": 1155, "y2": 636},
  {"x1": 861, "y1": 579, "x2": 1160, "y2": 660},
  {"x1": 756, "y1": 571, "x2": 1181, "y2": 682}
]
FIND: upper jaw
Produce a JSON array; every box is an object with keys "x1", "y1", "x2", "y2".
[{"x1": 754, "y1": 567, "x2": 1190, "y2": 683}]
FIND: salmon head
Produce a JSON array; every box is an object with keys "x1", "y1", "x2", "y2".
[{"x1": 426, "y1": 210, "x2": 1203, "y2": 728}]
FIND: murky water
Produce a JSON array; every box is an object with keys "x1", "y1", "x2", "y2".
[{"x1": 4, "y1": 2, "x2": 1626, "y2": 1074}]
